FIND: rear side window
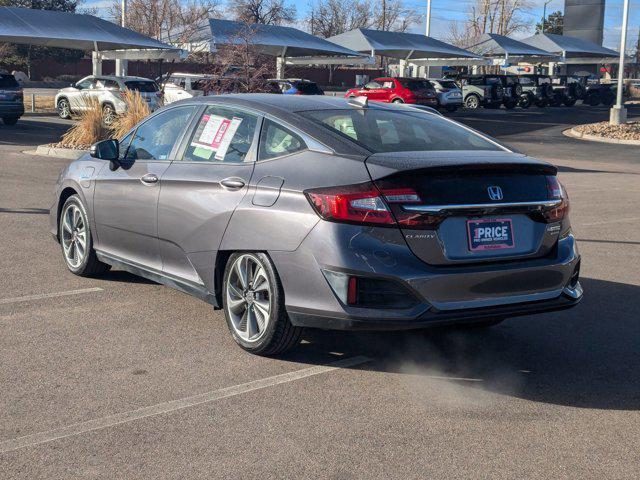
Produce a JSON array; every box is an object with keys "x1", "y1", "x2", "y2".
[
  {"x1": 438, "y1": 80, "x2": 457, "y2": 89},
  {"x1": 300, "y1": 108, "x2": 501, "y2": 153},
  {"x1": 258, "y1": 119, "x2": 306, "y2": 160},
  {"x1": 125, "y1": 106, "x2": 195, "y2": 161},
  {"x1": 294, "y1": 82, "x2": 322, "y2": 94},
  {"x1": 125, "y1": 81, "x2": 159, "y2": 92},
  {"x1": 183, "y1": 105, "x2": 258, "y2": 163},
  {"x1": 400, "y1": 79, "x2": 432, "y2": 90},
  {"x1": 0, "y1": 74, "x2": 19, "y2": 88}
]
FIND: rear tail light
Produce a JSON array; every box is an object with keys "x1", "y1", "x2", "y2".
[
  {"x1": 543, "y1": 175, "x2": 570, "y2": 222},
  {"x1": 304, "y1": 182, "x2": 444, "y2": 229}
]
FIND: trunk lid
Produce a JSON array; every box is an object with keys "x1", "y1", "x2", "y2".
[{"x1": 366, "y1": 151, "x2": 561, "y2": 266}]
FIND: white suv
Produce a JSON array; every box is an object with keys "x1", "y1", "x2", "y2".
[
  {"x1": 160, "y1": 73, "x2": 216, "y2": 104},
  {"x1": 55, "y1": 75, "x2": 163, "y2": 125}
]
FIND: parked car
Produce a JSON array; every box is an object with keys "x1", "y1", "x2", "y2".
[
  {"x1": 583, "y1": 77, "x2": 616, "y2": 107},
  {"x1": 50, "y1": 94, "x2": 582, "y2": 355},
  {"x1": 55, "y1": 75, "x2": 163, "y2": 125},
  {"x1": 498, "y1": 75, "x2": 525, "y2": 109},
  {"x1": 268, "y1": 79, "x2": 324, "y2": 95},
  {"x1": 0, "y1": 72, "x2": 24, "y2": 125},
  {"x1": 518, "y1": 75, "x2": 554, "y2": 108},
  {"x1": 427, "y1": 78, "x2": 463, "y2": 112},
  {"x1": 456, "y1": 75, "x2": 504, "y2": 109},
  {"x1": 345, "y1": 77, "x2": 438, "y2": 106},
  {"x1": 160, "y1": 73, "x2": 216, "y2": 104}
]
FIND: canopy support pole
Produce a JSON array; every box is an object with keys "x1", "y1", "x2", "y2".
[
  {"x1": 92, "y1": 42, "x2": 102, "y2": 76},
  {"x1": 276, "y1": 47, "x2": 287, "y2": 80}
]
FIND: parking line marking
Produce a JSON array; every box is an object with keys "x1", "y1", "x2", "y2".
[
  {"x1": 0, "y1": 287, "x2": 104, "y2": 305},
  {"x1": 0, "y1": 355, "x2": 370, "y2": 454},
  {"x1": 579, "y1": 217, "x2": 640, "y2": 227}
]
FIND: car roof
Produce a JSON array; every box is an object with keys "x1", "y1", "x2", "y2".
[{"x1": 90, "y1": 75, "x2": 154, "y2": 82}]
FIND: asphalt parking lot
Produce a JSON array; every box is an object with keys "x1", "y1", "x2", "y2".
[{"x1": 1, "y1": 105, "x2": 639, "y2": 479}]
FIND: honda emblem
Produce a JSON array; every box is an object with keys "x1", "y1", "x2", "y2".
[{"x1": 487, "y1": 186, "x2": 503, "y2": 201}]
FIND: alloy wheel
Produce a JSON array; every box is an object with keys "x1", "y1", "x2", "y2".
[
  {"x1": 61, "y1": 203, "x2": 87, "y2": 269},
  {"x1": 58, "y1": 100, "x2": 70, "y2": 118},
  {"x1": 102, "y1": 105, "x2": 115, "y2": 126},
  {"x1": 226, "y1": 254, "x2": 272, "y2": 343}
]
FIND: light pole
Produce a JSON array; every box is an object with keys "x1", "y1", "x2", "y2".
[
  {"x1": 424, "y1": 0, "x2": 432, "y2": 78},
  {"x1": 611, "y1": 0, "x2": 630, "y2": 125},
  {"x1": 426, "y1": 0, "x2": 431, "y2": 36},
  {"x1": 115, "y1": 0, "x2": 128, "y2": 76},
  {"x1": 541, "y1": 0, "x2": 552, "y2": 33}
]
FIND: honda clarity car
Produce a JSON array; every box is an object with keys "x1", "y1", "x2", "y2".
[{"x1": 49, "y1": 94, "x2": 582, "y2": 355}]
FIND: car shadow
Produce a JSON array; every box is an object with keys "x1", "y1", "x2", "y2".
[
  {"x1": 99, "y1": 270, "x2": 157, "y2": 285},
  {"x1": 0, "y1": 117, "x2": 73, "y2": 147},
  {"x1": 285, "y1": 277, "x2": 640, "y2": 411}
]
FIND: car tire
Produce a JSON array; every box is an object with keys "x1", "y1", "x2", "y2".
[
  {"x1": 586, "y1": 94, "x2": 600, "y2": 107},
  {"x1": 445, "y1": 105, "x2": 457, "y2": 112},
  {"x1": 601, "y1": 92, "x2": 615, "y2": 107},
  {"x1": 59, "y1": 195, "x2": 110, "y2": 277},
  {"x1": 2, "y1": 116, "x2": 19, "y2": 125},
  {"x1": 57, "y1": 98, "x2": 72, "y2": 119},
  {"x1": 102, "y1": 103, "x2": 116, "y2": 126},
  {"x1": 517, "y1": 95, "x2": 531, "y2": 109},
  {"x1": 222, "y1": 252, "x2": 302, "y2": 356},
  {"x1": 503, "y1": 101, "x2": 516, "y2": 110},
  {"x1": 563, "y1": 98, "x2": 577, "y2": 107},
  {"x1": 534, "y1": 98, "x2": 548, "y2": 108},
  {"x1": 464, "y1": 94, "x2": 480, "y2": 109},
  {"x1": 392, "y1": 98, "x2": 404, "y2": 104}
]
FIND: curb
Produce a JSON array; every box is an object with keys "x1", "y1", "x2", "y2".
[
  {"x1": 25, "y1": 145, "x2": 87, "y2": 160},
  {"x1": 563, "y1": 128, "x2": 640, "y2": 146}
]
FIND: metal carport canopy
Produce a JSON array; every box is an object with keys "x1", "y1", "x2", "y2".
[
  {"x1": 520, "y1": 33, "x2": 621, "y2": 64},
  {"x1": 464, "y1": 33, "x2": 559, "y2": 64},
  {"x1": 328, "y1": 28, "x2": 479, "y2": 61},
  {"x1": 0, "y1": 6, "x2": 175, "y2": 52},
  {"x1": 191, "y1": 18, "x2": 367, "y2": 60}
]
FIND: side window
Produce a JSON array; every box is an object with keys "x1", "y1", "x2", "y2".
[
  {"x1": 125, "y1": 106, "x2": 195, "y2": 161},
  {"x1": 76, "y1": 78, "x2": 93, "y2": 90},
  {"x1": 183, "y1": 105, "x2": 258, "y2": 163},
  {"x1": 364, "y1": 81, "x2": 382, "y2": 89},
  {"x1": 382, "y1": 81, "x2": 394, "y2": 89},
  {"x1": 103, "y1": 79, "x2": 119, "y2": 90},
  {"x1": 119, "y1": 131, "x2": 134, "y2": 159},
  {"x1": 258, "y1": 119, "x2": 306, "y2": 161}
]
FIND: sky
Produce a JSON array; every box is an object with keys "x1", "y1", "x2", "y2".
[{"x1": 85, "y1": 0, "x2": 639, "y2": 52}]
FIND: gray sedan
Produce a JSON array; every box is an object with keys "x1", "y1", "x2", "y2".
[{"x1": 49, "y1": 95, "x2": 582, "y2": 355}]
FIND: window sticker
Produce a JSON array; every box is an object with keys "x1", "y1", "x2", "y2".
[
  {"x1": 190, "y1": 114, "x2": 243, "y2": 161},
  {"x1": 214, "y1": 117, "x2": 243, "y2": 160}
]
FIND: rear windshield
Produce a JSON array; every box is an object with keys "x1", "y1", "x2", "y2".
[
  {"x1": 124, "y1": 81, "x2": 159, "y2": 92},
  {"x1": 438, "y1": 80, "x2": 458, "y2": 89},
  {"x1": 0, "y1": 74, "x2": 19, "y2": 88},
  {"x1": 294, "y1": 82, "x2": 323, "y2": 94},
  {"x1": 399, "y1": 79, "x2": 432, "y2": 91},
  {"x1": 299, "y1": 108, "x2": 501, "y2": 153}
]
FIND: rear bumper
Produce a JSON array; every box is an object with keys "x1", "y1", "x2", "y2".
[
  {"x1": 0, "y1": 103, "x2": 24, "y2": 117},
  {"x1": 288, "y1": 285, "x2": 581, "y2": 330},
  {"x1": 272, "y1": 221, "x2": 581, "y2": 331}
]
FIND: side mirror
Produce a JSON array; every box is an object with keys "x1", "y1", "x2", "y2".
[{"x1": 90, "y1": 139, "x2": 119, "y2": 162}]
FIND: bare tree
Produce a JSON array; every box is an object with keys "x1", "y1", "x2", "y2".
[
  {"x1": 228, "y1": 0, "x2": 295, "y2": 25},
  {"x1": 205, "y1": 25, "x2": 276, "y2": 94},
  {"x1": 308, "y1": 0, "x2": 415, "y2": 37},
  {"x1": 109, "y1": 0, "x2": 221, "y2": 43},
  {"x1": 447, "y1": 0, "x2": 532, "y2": 47}
]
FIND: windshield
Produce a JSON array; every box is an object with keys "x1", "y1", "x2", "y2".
[
  {"x1": 299, "y1": 108, "x2": 501, "y2": 153},
  {"x1": 0, "y1": 74, "x2": 19, "y2": 89},
  {"x1": 400, "y1": 79, "x2": 432, "y2": 91},
  {"x1": 125, "y1": 80, "x2": 159, "y2": 92}
]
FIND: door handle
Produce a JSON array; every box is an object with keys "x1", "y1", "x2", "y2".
[
  {"x1": 220, "y1": 178, "x2": 245, "y2": 190},
  {"x1": 140, "y1": 173, "x2": 159, "y2": 185}
]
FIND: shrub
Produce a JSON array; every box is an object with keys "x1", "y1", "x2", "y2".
[
  {"x1": 58, "y1": 96, "x2": 109, "y2": 149},
  {"x1": 57, "y1": 90, "x2": 152, "y2": 149},
  {"x1": 110, "y1": 90, "x2": 151, "y2": 140}
]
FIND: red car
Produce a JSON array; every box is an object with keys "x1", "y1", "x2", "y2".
[{"x1": 345, "y1": 77, "x2": 437, "y2": 106}]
